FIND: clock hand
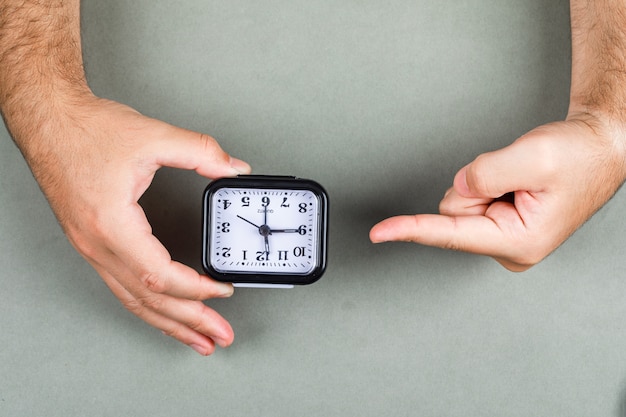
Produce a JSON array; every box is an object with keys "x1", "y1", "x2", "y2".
[
  {"x1": 237, "y1": 215, "x2": 261, "y2": 229},
  {"x1": 258, "y1": 225, "x2": 271, "y2": 258},
  {"x1": 263, "y1": 205, "x2": 270, "y2": 255},
  {"x1": 238, "y1": 214, "x2": 272, "y2": 254},
  {"x1": 271, "y1": 225, "x2": 306, "y2": 234}
]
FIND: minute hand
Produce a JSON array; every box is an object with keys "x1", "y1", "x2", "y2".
[{"x1": 237, "y1": 215, "x2": 261, "y2": 229}]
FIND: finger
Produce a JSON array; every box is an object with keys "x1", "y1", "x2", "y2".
[
  {"x1": 93, "y1": 249, "x2": 235, "y2": 349},
  {"x1": 455, "y1": 134, "x2": 554, "y2": 199},
  {"x1": 142, "y1": 292, "x2": 235, "y2": 349},
  {"x1": 370, "y1": 214, "x2": 511, "y2": 257},
  {"x1": 95, "y1": 267, "x2": 223, "y2": 355},
  {"x1": 439, "y1": 187, "x2": 493, "y2": 216},
  {"x1": 149, "y1": 122, "x2": 251, "y2": 178},
  {"x1": 76, "y1": 203, "x2": 235, "y2": 300},
  {"x1": 130, "y1": 257, "x2": 235, "y2": 301},
  {"x1": 115, "y1": 235, "x2": 235, "y2": 301}
]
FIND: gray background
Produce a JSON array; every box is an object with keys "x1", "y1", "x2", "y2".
[{"x1": 2, "y1": 1, "x2": 626, "y2": 416}]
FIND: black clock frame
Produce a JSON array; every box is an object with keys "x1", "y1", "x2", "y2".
[{"x1": 202, "y1": 175, "x2": 329, "y2": 286}]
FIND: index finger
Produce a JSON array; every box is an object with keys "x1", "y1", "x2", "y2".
[{"x1": 370, "y1": 214, "x2": 509, "y2": 257}]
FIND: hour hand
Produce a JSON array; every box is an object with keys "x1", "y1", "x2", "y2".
[{"x1": 271, "y1": 225, "x2": 306, "y2": 234}]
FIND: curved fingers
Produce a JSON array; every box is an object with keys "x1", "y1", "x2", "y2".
[{"x1": 96, "y1": 265, "x2": 234, "y2": 354}]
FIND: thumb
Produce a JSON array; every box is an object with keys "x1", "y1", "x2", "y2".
[
  {"x1": 151, "y1": 122, "x2": 251, "y2": 178},
  {"x1": 454, "y1": 135, "x2": 551, "y2": 199}
]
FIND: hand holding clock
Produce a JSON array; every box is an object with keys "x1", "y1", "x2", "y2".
[
  {"x1": 0, "y1": 1, "x2": 255, "y2": 356},
  {"x1": 9, "y1": 96, "x2": 252, "y2": 356}
]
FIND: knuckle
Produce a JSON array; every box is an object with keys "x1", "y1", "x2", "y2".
[
  {"x1": 404, "y1": 215, "x2": 425, "y2": 243},
  {"x1": 135, "y1": 292, "x2": 165, "y2": 312},
  {"x1": 185, "y1": 304, "x2": 216, "y2": 333},
  {"x1": 161, "y1": 326, "x2": 183, "y2": 341},
  {"x1": 120, "y1": 296, "x2": 145, "y2": 316},
  {"x1": 65, "y1": 214, "x2": 113, "y2": 262},
  {"x1": 84, "y1": 209, "x2": 116, "y2": 244},
  {"x1": 185, "y1": 312, "x2": 206, "y2": 333},
  {"x1": 71, "y1": 214, "x2": 136, "y2": 266},
  {"x1": 120, "y1": 286, "x2": 167, "y2": 315},
  {"x1": 440, "y1": 217, "x2": 464, "y2": 251},
  {"x1": 66, "y1": 230, "x2": 99, "y2": 261},
  {"x1": 199, "y1": 133, "x2": 226, "y2": 159},
  {"x1": 139, "y1": 270, "x2": 168, "y2": 294},
  {"x1": 199, "y1": 132, "x2": 215, "y2": 148}
]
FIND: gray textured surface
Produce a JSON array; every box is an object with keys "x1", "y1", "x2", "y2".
[{"x1": 3, "y1": 1, "x2": 626, "y2": 416}]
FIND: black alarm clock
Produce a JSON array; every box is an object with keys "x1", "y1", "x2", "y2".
[{"x1": 202, "y1": 175, "x2": 328, "y2": 288}]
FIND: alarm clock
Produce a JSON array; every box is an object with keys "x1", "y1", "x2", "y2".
[{"x1": 202, "y1": 175, "x2": 328, "y2": 288}]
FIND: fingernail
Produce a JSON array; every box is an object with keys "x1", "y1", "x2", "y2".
[
  {"x1": 370, "y1": 234, "x2": 383, "y2": 244},
  {"x1": 190, "y1": 344, "x2": 210, "y2": 356},
  {"x1": 230, "y1": 157, "x2": 251, "y2": 175},
  {"x1": 217, "y1": 283, "x2": 235, "y2": 298},
  {"x1": 213, "y1": 336, "x2": 233, "y2": 349},
  {"x1": 454, "y1": 167, "x2": 471, "y2": 197}
]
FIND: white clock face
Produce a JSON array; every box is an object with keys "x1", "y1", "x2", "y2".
[{"x1": 209, "y1": 187, "x2": 321, "y2": 275}]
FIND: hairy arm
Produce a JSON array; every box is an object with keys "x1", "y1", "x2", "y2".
[
  {"x1": 570, "y1": 0, "x2": 626, "y2": 119},
  {"x1": 0, "y1": 1, "x2": 93, "y2": 219},
  {"x1": 0, "y1": 1, "x2": 251, "y2": 355},
  {"x1": 370, "y1": 0, "x2": 626, "y2": 270},
  {"x1": 0, "y1": 1, "x2": 88, "y2": 138}
]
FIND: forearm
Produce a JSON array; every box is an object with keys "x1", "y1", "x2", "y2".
[
  {"x1": 0, "y1": 0, "x2": 90, "y2": 152},
  {"x1": 569, "y1": 0, "x2": 626, "y2": 119}
]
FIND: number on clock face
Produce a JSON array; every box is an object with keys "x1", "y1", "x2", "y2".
[{"x1": 210, "y1": 188, "x2": 320, "y2": 275}]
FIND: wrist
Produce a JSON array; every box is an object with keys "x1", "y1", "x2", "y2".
[
  {"x1": 565, "y1": 108, "x2": 626, "y2": 193},
  {"x1": 1, "y1": 86, "x2": 96, "y2": 154}
]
